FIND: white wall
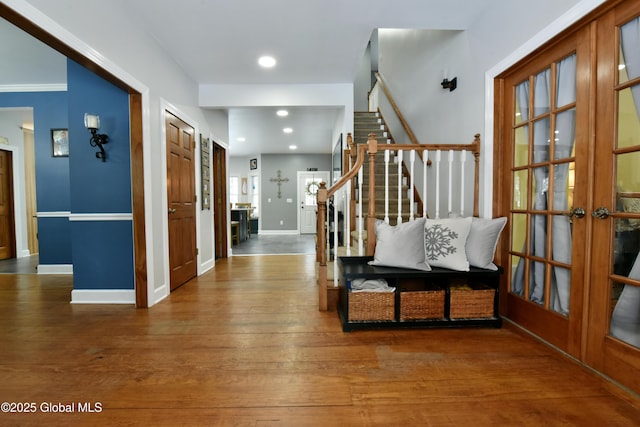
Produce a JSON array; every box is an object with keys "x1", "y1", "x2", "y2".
[
  {"x1": 377, "y1": 0, "x2": 596, "y2": 215},
  {"x1": 10, "y1": 0, "x2": 228, "y2": 305}
]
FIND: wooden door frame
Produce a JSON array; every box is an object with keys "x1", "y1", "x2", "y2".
[{"x1": 1, "y1": 4, "x2": 148, "y2": 307}]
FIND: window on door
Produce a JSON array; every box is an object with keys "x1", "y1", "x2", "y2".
[
  {"x1": 229, "y1": 176, "x2": 239, "y2": 206},
  {"x1": 250, "y1": 174, "x2": 259, "y2": 217}
]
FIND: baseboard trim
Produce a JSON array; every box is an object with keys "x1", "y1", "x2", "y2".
[
  {"x1": 151, "y1": 284, "x2": 168, "y2": 306},
  {"x1": 259, "y1": 230, "x2": 300, "y2": 236},
  {"x1": 38, "y1": 264, "x2": 73, "y2": 275},
  {"x1": 71, "y1": 289, "x2": 135, "y2": 304}
]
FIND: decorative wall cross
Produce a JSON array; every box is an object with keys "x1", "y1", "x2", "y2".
[{"x1": 269, "y1": 169, "x2": 289, "y2": 199}]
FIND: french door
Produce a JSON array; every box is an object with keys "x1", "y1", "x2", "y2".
[
  {"x1": 587, "y1": 1, "x2": 640, "y2": 393},
  {"x1": 497, "y1": 0, "x2": 640, "y2": 393}
]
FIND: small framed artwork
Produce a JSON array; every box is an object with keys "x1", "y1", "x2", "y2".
[
  {"x1": 51, "y1": 128, "x2": 69, "y2": 157},
  {"x1": 250, "y1": 158, "x2": 258, "y2": 170}
]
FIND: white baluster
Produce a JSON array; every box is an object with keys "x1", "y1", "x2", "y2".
[
  {"x1": 448, "y1": 150, "x2": 454, "y2": 216},
  {"x1": 333, "y1": 189, "x2": 339, "y2": 286},
  {"x1": 384, "y1": 149, "x2": 390, "y2": 224},
  {"x1": 423, "y1": 150, "x2": 428, "y2": 218},
  {"x1": 397, "y1": 150, "x2": 403, "y2": 225},
  {"x1": 460, "y1": 150, "x2": 466, "y2": 217},
  {"x1": 409, "y1": 150, "x2": 415, "y2": 221},
  {"x1": 435, "y1": 150, "x2": 441, "y2": 219},
  {"x1": 346, "y1": 178, "x2": 351, "y2": 256},
  {"x1": 358, "y1": 166, "x2": 364, "y2": 255}
]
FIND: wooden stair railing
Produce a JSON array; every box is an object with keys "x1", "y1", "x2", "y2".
[{"x1": 316, "y1": 133, "x2": 481, "y2": 311}]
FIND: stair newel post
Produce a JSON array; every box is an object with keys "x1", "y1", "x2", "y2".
[
  {"x1": 347, "y1": 133, "x2": 356, "y2": 245},
  {"x1": 472, "y1": 133, "x2": 481, "y2": 218},
  {"x1": 317, "y1": 181, "x2": 328, "y2": 311},
  {"x1": 366, "y1": 133, "x2": 378, "y2": 256}
]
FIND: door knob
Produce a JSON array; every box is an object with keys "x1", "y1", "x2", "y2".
[
  {"x1": 566, "y1": 207, "x2": 586, "y2": 219},
  {"x1": 168, "y1": 208, "x2": 177, "y2": 214},
  {"x1": 592, "y1": 206, "x2": 610, "y2": 219}
]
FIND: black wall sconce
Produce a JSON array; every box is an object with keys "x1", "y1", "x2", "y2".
[
  {"x1": 84, "y1": 113, "x2": 109, "y2": 162},
  {"x1": 441, "y1": 77, "x2": 457, "y2": 92}
]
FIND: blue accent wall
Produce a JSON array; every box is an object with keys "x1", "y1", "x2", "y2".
[
  {"x1": 0, "y1": 91, "x2": 72, "y2": 264},
  {"x1": 71, "y1": 221, "x2": 134, "y2": 290},
  {"x1": 67, "y1": 59, "x2": 134, "y2": 290},
  {"x1": 0, "y1": 61, "x2": 135, "y2": 292}
]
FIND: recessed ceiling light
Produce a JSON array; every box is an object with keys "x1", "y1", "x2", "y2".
[
  {"x1": 276, "y1": 110, "x2": 289, "y2": 117},
  {"x1": 289, "y1": 145, "x2": 297, "y2": 150},
  {"x1": 283, "y1": 127, "x2": 293, "y2": 134},
  {"x1": 258, "y1": 56, "x2": 276, "y2": 68},
  {"x1": 236, "y1": 137, "x2": 246, "y2": 142}
]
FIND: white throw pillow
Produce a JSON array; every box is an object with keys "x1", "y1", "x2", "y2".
[
  {"x1": 369, "y1": 218, "x2": 431, "y2": 271},
  {"x1": 466, "y1": 217, "x2": 507, "y2": 270},
  {"x1": 424, "y1": 217, "x2": 472, "y2": 271}
]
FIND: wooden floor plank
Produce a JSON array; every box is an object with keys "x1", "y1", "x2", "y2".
[{"x1": 0, "y1": 254, "x2": 639, "y2": 426}]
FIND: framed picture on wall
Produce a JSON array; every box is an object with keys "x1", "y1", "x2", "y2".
[
  {"x1": 51, "y1": 128, "x2": 69, "y2": 157},
  {"x1": 250, "y1": 158, "x2": 257, "y2": 170}
]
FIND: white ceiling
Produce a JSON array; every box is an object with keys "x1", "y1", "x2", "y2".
[{"x1": 1, "y1": 0, "x2": 498, "y2": 156}]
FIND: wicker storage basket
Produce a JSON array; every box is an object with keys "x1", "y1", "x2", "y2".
[
  {"x1": 449, "y1": 283, "x2": 495, "y2": 319},
  {"x1": 348, "y1": 291, "x2": 395, "y2": 321},
  {"x1": 400, "y1": 288, "x2": 445, "y2": 320}
]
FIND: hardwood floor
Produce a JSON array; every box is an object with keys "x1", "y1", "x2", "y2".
[{"x1": 1, "y1": 255, "x2": 639, "y2": 426}]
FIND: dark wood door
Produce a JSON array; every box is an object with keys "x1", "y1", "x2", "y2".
[
  {"x1": 213, "y1": 142, "x2": 228, "y2": 259},
  {"x1": 0, "y1": 149, "x2": 15, "y2": 260},
  {"x1": 166, "y1": 112, "x2": 197, "y2": 290}
]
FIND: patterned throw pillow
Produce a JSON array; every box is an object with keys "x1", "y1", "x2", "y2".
[{"x1": 424, "y1": 217, "x2": 472, "y2": 271}]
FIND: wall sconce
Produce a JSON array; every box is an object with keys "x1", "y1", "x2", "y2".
[
  {"x1": 84, "y1": 113, "x2": 109, "y2": 162},
  {"x1": 441, "y1": 77, "x2": 457, "y2": 91}
]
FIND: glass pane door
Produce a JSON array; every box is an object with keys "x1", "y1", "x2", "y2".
[
  {"x1": 587, "y1": 5, "x2": 640, "y2": 394},
  {"x1": 506, "y1": 38, "x2": 588, "y2": 355}
]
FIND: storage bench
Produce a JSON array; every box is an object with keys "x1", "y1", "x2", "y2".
[{"x1": 338, "y1": 256, "x2": 502, "y2": 332}]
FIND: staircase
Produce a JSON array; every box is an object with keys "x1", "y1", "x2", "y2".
[{"x1": 352, "y1": 112, "x2": 414, "y2": 234}]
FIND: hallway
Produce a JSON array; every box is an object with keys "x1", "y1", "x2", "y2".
[{"x1": 231, "y1": 233, "x2": 316, "y2": 255}]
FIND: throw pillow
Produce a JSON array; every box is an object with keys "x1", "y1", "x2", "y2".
[
  {"x1": 369, "y1": 218, "x2": 431, "y2": 271},
  {"x1": 424, "y1": 217, "x2": 472, "y2": 271},
  {"x1": 466, "y1": 217, "x2": 507, "y2": 270}
]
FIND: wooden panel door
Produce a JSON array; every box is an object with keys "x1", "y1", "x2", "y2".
[
  {"x1": 166, "y1": 112, "x2": 197, "y2": 290},
  {"x1": 0, "y1": 149, "x2": 15, "y2": 260},
  {"x1": 586, "y1": 1, "x2": 640, "y2": 393},
  {"x1": 498, "y1": 29, "x2": 591, "y2": 357},
  {"x1": 213, "y1": 142, "x2": 228, "y2": 259}
]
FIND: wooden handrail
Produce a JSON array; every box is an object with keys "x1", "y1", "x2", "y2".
[
  {"x1": 375, "y1": 72, "x2": 420, "y2": 146},
  {"x1": 317, "y1": 133, "x2": 481, "y2": 310}
]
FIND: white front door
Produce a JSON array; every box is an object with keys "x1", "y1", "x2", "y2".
[{"x1": 298, "y1": 171, "x2": 329, "y2": 234}]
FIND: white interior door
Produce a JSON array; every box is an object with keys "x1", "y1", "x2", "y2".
[{"x1": 298, "y1": 171, "x2": 329, "y2": 234}]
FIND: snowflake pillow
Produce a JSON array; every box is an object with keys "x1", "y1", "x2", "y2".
[{"x1": 424, "y1": 217, "x2": 472, "y2": 271}]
